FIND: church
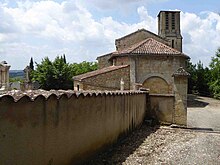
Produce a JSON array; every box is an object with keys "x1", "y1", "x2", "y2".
[{"x1": 73, "y1": 11, "x2": 190, "y2": 125}]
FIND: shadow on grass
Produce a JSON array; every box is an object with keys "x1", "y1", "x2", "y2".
[
  {"x1": 81, "y1": 123, "x2": 159, "y2": 165},
  {"x1": 187, "y1": 94, "x2": 209, "y2": 108}
]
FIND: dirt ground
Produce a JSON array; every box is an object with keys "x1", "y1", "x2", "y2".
[
  {"x1": 187, "y1": 94, "x2": 220, "y2": 131},
  {"x1": 82, "y1": 95, "x2": 220, "y2": 164},
  {"x1": 84, "y1": 124, "x2": 220, "y2": 165}
]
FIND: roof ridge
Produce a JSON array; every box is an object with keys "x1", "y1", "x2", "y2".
[
  {"x1": 73, "y1": 65, "x2": 129, "y2": 80},
  {"x1": 154, "y1": 39, "x2": 182, "y2": 54},
  {"x1": 130, "y1": 38, "x2": 153, "y2": 53},
  {"x1": 135, "y1": 37, "x2": 182, "y2": 54},
  {"x1": 112, "y1": 37, "x2": 189, "y2": 57},
  {"x1": 115, "y1": 29, "x2": 165, "y2": 41}
]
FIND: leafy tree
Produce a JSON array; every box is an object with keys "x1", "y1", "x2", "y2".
[
  {"x1": 31, "y1": 56, "x2": 98, "y2": 90},
  {"x1": 70, "y1": 61, "x2": 98, "y2": 76},
  {"x1": 195, "y1": 61, "x2": 210, "y2": 96},
  {"x1": 31, "y1": 56, "x2": 72, "y2": 90},
  {"x1": 186, "y1": 60, "x2": 197, "y2": 93},
  {"x1": 187, "y1": 60, "x2": 210, "y2": 96},
  {"x1": 209, "y1": 48, "x2": 220, "y2": 98}
]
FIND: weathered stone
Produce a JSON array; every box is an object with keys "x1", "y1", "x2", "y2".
[{"x1": 73, "y1": 10, "x2": 189, "y2": 126}]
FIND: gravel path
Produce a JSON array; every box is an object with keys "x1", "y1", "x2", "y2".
[
  {"x1": 187, "y1": 95, "x2": 220, "y2": 131},
  {"x1": 84, "y1": 124, "x2": 220, "y2": 165},
  {"x1": 82, "y1": 95, "x2": 220, "y2": 164}
]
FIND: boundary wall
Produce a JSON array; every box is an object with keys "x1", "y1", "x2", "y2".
[{"x1": 0, "y1": 90, "x2": 148, "y2": 165}]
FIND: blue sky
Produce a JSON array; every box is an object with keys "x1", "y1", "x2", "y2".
[{"x1": 1, "y1": 0, "x2": 220, "y2": 69}]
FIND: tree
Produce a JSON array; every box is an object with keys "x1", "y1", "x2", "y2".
[
  {"x1": 195, "y1": 61, "x2": 210, "y2": 96},
  {"x1": 31, "y1": 56, "x2": 72, "y2": 90},
  {"x1": 63, "y1": 54, "x2": 66, "y2": 64},
  {"x1": 209, "y1": 48, "x2": 220, "y2": 98},
  {"x1": 29, "y1": 57, "x2": 34, "y2": 70},
  {"x1": 186, "y1": 60, "x2": 197, "y2": 93},
  {"x1": 70, "y1": 61, "x2": 98, "y2": 76},
  {"x1": 31, "y1": 56, "x2": 98, "y2": 90},
  {"x1": 187, "y1": 60, "x2": 210, "y2": 96}
]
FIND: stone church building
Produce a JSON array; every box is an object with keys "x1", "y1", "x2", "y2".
[{"x1": 73, "y1": 11, "x2": 190, "y2": 125}]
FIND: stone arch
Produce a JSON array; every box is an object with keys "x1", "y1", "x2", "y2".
[{"x1": 142, "y1": 76, "x2": 172, "y2": 94}]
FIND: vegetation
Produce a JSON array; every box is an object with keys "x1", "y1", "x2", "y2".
[
  {"x1": 187, "y1": 60, "x2": 210, "y2": 96},
  {"x1": 9, "y1": 70, "x2": 24, "y2": 79},
  {"x1": 31, "y1": 55, "x2": 97, "y2": 90},
  {"x1": 9, "y1": 77, "x2": 24, "y2": 83},
  {"x1": 187, "y1": 48, "x2": 220, "y2": 99},
  {"x1": 29, "y1": 57, "x2": 34, "y2": 70},
  {"x1": 209, "y1": 48, "x2": 220, "y2": 99},
  {"x1": 28, "y1": 48, "x2": 220, "y2": 98}
]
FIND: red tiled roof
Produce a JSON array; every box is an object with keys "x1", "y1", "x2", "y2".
[
  {"x1": 113, "y1": 38, "x2": 189, "y2": 58},
  {"x1": 73, "y1": 65, "x2": 129, "y2": 81}
]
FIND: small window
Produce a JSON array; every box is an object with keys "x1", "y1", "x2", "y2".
[
  {"x1": 77, "y1": 85, "x2": 80, "y2": 91},
  {"x1": 172, "y1": 13, "x2": 175, "y2": 30}
]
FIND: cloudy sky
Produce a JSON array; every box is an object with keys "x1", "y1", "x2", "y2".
[{"x1": 1, "y1": 0, "x2": 220, "y2": 69}]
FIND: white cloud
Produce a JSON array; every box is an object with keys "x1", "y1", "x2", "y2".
[
  {"x1": 181, "y1": 11, "x2": 220, "y2": 66},
  {"x1": 0, "y1": 0, "x2": 220, "y2": 69},
  {"x1": 0, "y1": 1, "x2": 156, "y2": 69},
  {"x1": 83, "y1": 0, "x2": 169, "y2": 9}
]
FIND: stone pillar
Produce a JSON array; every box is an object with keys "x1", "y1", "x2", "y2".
[
  {"x1": 0, "y1": 61, "x2": 11, "y2": 91},
  {"x1": 172, "y1": 67, "x2": 190, "y2": 126}
]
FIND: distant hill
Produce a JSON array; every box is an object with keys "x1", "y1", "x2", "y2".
[{"x1": 9, "y1": 70, "x2": 24, "y2": 79}]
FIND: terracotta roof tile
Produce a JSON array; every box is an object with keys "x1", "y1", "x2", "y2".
[
  {"x1": 73, "y1": 65, "x2": 129, "y2": 81},
  {"x1": 0, "y1": 89, "x2": 147, "y2": 102},
  {"x1": 113, "y1": 38, "x2": 189, "y2": 58}
]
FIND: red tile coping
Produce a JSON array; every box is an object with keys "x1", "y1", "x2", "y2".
[{"x1": 0, "y1": 89, "x2": 148, "y2": 102}]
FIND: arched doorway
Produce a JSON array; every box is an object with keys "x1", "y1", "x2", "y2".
[{"x1": 143, "y1": 76, "x2": 171, "y2": 94}]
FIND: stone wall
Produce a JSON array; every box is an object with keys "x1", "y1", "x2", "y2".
[
  {"x1": 135, "y1": 56, "x2": 186, "y2": 93},
  {"x1": 115, "y1": 56, "x2": 129, "y2": 66},
  {"x1": 173, "y1": 76, "x2": 188, "y2": 125},
  {"x1": 149, "y1": 94, "x2": 175, "y2": 124},
  {"x1": 0, "y1": 90, "x2": 148, "y2": 165},
  {"x1": 115, "y1": 29, "x2": 168, "y2": 51},
  {"x1": 77, "y1": 66, "x2": 130, "y2": 91},
  {"x1": 97, "y1": 54, "x2": 112, "y2": 69}
]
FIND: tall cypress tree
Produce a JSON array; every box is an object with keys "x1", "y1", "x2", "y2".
[
  {"x1": 29, "y1": 57, "x2": 34, "y2": 70},
  {"x1": 63, "y1": 54, "x2": 66, "y2": 64}
]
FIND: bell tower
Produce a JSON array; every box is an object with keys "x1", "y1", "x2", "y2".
[{"x1": 158, "y1": 11, "x2": 182, "y2": 52}]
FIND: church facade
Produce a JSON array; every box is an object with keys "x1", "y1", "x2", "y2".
[{"x1": 73, "y1": 11, "x2": 190, "y2": 125}]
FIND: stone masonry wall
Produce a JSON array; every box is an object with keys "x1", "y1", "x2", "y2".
[
  {"x1": 0, "y1": 90, "x2": 148, "y2": 165},
  {"x1": 173, "y1": 77, "x2": 188, "y2": 125},
  {"x1": 135, "y1": 56, "x2": 186, "y2": 93},
  {"x1": 97, "y1": 54, "x2": 112, "y2": 69},
  {"x1": 115, "y1": 30, "x2": 168, "y2": 51},
  {"x1": 149, "y1": 94, "x2": 175, "y2": 124},
  {"x1": 115, "y1": 56, "x2": 130, "y2": 66},
  {"x1": 81, "y1": 66, "x2": 130, "y2": 90}
]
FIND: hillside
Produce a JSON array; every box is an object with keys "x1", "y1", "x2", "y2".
[{"x1": 9, "y1": 70, "x2": 24, "y2": 79}]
